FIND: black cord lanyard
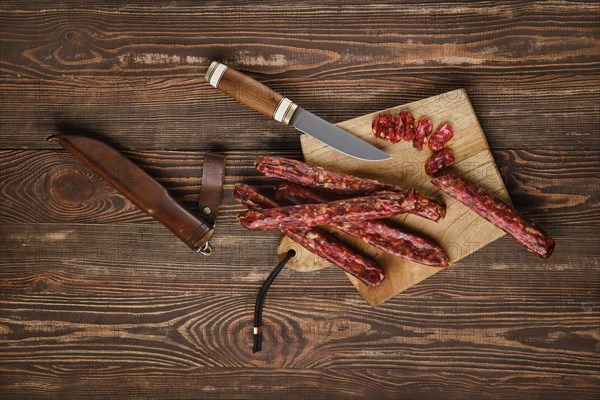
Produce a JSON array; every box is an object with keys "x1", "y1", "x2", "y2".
[{"x1": 253, "y1": 249, "x2": 296, "y2": 353}]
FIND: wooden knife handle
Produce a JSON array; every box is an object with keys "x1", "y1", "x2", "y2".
[{"x1": 205, "y1": 61, "x2": 298, "y2": 125}]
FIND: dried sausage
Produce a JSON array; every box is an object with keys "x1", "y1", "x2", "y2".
[
  {"x1": 233, "y1": 183, "x2": 280, "y2": 209},
  {"x1": 238, "y1": 190, "x2": 416, "y2": 231},
  {"x1": 233, "y1": 184, "x2": 385, "y2": 287},
  {"x1": 257, "y1": 156, "x2": 391, "y2": 194},
  {"x1": 372, "y1": 112, "x2": 415, "y2": 143},
  {"x1": 400, "y1": 111, "x2": 415, "y2": 141},
  {"x1": 413, "y1": 118, "x2": 433, "y2": 150},
  {"x1": 430, "y1": 174, "x2": 555, "y2": 258},
  {"x1": 372, "y1": 114, "x2": 395, "y2": 141},
  {"x1": 428, "y1": 123, "x2": 454, "y2": 151},
  {"x1": 275, "y1": 182, "x2": 449, "y2": 267},
  {"x1": 392, "y1": 113, "x2": 403, "y2": 143},
  {"x1": 425, "y1": 148, "x2": 455, "y2": 176},
  {"x1": 255, "y1": 156, "x2": 446, "y2": 222},
  {"x1": 256, "y1": 156, "x2": 446, "y2": 221},
  {"x1": 372, "y1": 113, "x2": 403, "y2": 143}
]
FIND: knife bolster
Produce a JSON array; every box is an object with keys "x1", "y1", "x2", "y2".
[
  {"x1": 273, "y1": 98, "x2": 298, "y2": 125},
  {"x1": 205, "y1": 61, "x2": 228, "y2": 88}
]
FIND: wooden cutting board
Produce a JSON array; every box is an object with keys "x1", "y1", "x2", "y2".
[{"x1": 277, "y1": 89, "x2": 511, "y2": 306}]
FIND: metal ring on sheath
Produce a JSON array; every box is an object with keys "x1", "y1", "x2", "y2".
[{"x1": 198, "y1": 241, "x2": 213, "y2": 256}]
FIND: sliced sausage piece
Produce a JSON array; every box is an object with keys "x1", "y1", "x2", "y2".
[
  {"x1": 428, "y1": 123, "x2": 454, "y2": 151},
  {"x1": 372, "y1": 114, "x2": 395, "y2": 141},
  {"x1": 430, "y1": 174, "x2": 555, "y2": 258},
  {"x1": 234, "y1": 184, "x2": 385, "y2": 287},
  {"x1": 275, "y1": 182, "x2": 449, "y2": 267},
  {"x1": 425, "y1": 148, "x2": 455, "y2": 176},
  {"x1": 413, "y1": 118, "x2": 433, "y2": 150},
  {"x1": 391, "y1": 114, "x2": 404, "y2": 143},
  {"x1": 400, "y1": 111, "x2": 415, "y2": 141}
]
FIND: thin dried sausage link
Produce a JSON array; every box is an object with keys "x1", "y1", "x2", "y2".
[
  {"x1": 428, "y1": 123, "x2": 454, "y2": 151},
  {"x1": 431, "y1": 174, "x2": 555, "y2": 258},
  {"x1": 233, "y1": 184, "x2": 280, "y2": 209},
  {"x1": 233, "y1": 184, "x2": 385, "y2": 287},
  {"x1": 256, "y1": 156, "x2": 393, "y2": 194},
  {"x1": 255, "y1": 156, "x2": 446, "y2": 221},
  {"x1": 275, "y1": 182, "x2": 449, "y2": 267},
  {"x1": 238, "y1": 191, "x2": 416, "y2": 231}
]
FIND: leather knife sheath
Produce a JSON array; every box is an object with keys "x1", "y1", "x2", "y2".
[{"x1": 49, "y1": 134, "x2": 214, "y2": 251}]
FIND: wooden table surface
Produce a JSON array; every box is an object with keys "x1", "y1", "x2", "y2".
[{"x1": 1, "y1": 1, "x2": 599, "y2": 398}]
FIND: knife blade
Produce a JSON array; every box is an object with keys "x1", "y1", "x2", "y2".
[{"x1": 204, "y1": 61, "x2": 390, "y2": 161}]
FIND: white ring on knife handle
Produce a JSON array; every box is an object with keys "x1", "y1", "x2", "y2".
[
  {"x1": 273, "y1": 97, "x2": 298, "y2": 125},
  {"x1": 206, "y1": 62, "x2": 228, "y2": 88}
]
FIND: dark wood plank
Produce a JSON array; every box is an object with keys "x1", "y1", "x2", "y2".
[
  {"x1": 1, "y1": 75, "x2": 598, "y2": 150},
  {"x1": 1, "y1": 148, "x2": 597, "y2": 225},
  {"x1": 1, "y1": 368, "x2": 597, "y2": 400},
  {"x1": 0, "y1": 223, "x2": 598, "y2": 299},
  {"x1": 0, "y1": 1, "x2": 599, "y2": 150},
  {"x1": 2, "y1": 1, "x2": 599, "y2": 80},
  {"x1": 0, "y1": 286, "x2": 598, "y2": 398},
  {"x1": 1, "y1": 249, "x2": 599, "y2": 373}
]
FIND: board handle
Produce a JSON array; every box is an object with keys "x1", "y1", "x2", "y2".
[{"x1": 205, "y1": 61, "x2": 298, "y2": 125}]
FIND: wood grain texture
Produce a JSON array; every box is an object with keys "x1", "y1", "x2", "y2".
[
  {"x1": 1, "y1": 148, "x2": 596, "y2": 225},
  {"x1": 1, "y1": 0, "x2": 599, "y2": 398},
  {"x1": 215, "y1": 64, "x2": 285, "y2": 120},
  {"x1": 1, "y1": 2, "x2": 599, "y2": 150}
]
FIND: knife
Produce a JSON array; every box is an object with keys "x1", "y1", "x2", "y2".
[{"x1": 204, "y1": 61, "x2": 390, "y2": 162}]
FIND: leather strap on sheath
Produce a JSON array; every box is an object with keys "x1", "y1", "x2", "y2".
[{"x1": 198, "y1": 153, "x2": 226, "y2": 225}]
